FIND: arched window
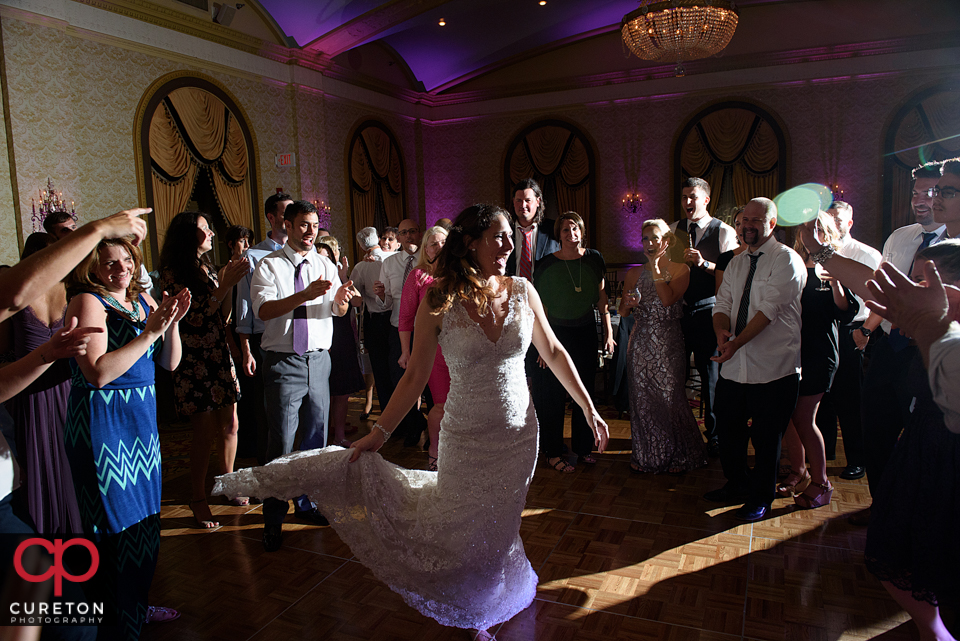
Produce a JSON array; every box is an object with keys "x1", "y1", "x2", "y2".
[
  {"x1": 675, "y1": 102, "x2": 787, "y2": 224},
  {"x1": 504, "y1": 120, "x2": 596, "y2": 246},
  {"x1": 882, "y1": 86, "x2": 960, "y2": 237},
  {"x1": 348, "y1": 121, "x2": 406, "y2": 236},
  {"x1": 136, "y1": 73, "x2": 260, "y2": 266}
]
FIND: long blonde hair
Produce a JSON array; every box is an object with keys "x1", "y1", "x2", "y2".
[
  {"x1": 417, "y1": 226, "x2": 449, "y2": 272},
  {"x1": 66, "y1": 237, "x2": 145, "y2": 302},
  {"x1": 427, "y1": 204, "x2": 508, "y2": 316},
  {"x1": 794, "y1": 211, "x2": 839, "y2": 261}
]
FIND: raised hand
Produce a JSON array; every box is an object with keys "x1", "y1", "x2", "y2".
[
  {"x1": 163, "y1": 289, "x2": 192, "y2": 324},
  {"x1": 42, "y1": 316, "x2": 104, "y2": 361},
  {"x1": 146, "y1": 294, "x2": 180, "y2": 336},
  {"x1": 335, "y1": 280, "x2": 358, "y2": 306},
  {"x1": 302, "y1": 278, "x2": 333, "y2": 301},
  {"x1": 220, "y1": 258, "x2": 251, "y2": 289},
  {"x1": 95, "y1": 208, "x2": 151, "y2": 246},
  {"x1": 796, "y1": 220, "x2": 825, "y2": 255},
  {"x1": 866, "y1": 261, "x2": 955, "y2": 336}
]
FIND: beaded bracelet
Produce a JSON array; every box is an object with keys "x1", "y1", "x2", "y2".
[
  {"x1": 652, "y1": 271, "x2": 672, "y2": 284},
  {"x1": 809, "y1": 244, "x2": 836, "y2": 264},
  {"x1": 374, "y1": 423, "x2": 392, "y2": 441}
]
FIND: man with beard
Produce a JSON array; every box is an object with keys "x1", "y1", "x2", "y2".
[{"x1": 252, "y1": 200, "x2": 355, "y2": 551}]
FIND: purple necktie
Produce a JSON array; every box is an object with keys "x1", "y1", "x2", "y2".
[{"x1": 293, "y1": 260, "x2": 308, "y2": 355}]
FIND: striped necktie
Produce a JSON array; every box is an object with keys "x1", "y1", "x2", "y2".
[
  {"x1": 734, "y1": 253, "x2": 762, "y2": 336},
  {"x1": 518, "y1": 228, "x2": 534, "y2": 280}
]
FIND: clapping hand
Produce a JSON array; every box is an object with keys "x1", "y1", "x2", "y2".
[
  {"x1": 41, "y1": 317, "x2": 103, "y2": 362},
  {"x1": 146, "y1": 293, "x2": 182, "y2": 336},
  {"x1": 335, "y1": 280, "x2": 359, "y2": 306},
  {"x1": 163, "y1": 289, "x2": 192, "y2": 324},
  {"x1": 221, "y1": 257, "x2": 251, "y2": 289},
  {"x1": 866, "y1": 261, "x2": 960, "y2": 335}
]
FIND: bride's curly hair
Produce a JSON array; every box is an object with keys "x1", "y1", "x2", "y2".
[{"x1": 427, "y1": 204, "x2": 511, "y2": 316}]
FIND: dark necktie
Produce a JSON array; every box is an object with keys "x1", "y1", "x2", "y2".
[
  {"x1": 890, "y1": 231, "x2": 940, "y2": 352},
  {"x1": 293, "y1": 261, "x2": 308, "y2": 355},
  {"x1": 518, "y1": 228, "x2": 534, "y2": 280},
  {"x1": 402, "y1": 254, "x2": 415, "y2": 287},
  {"x1": 690, "y1": 224, "x2": 697, "y2": 249},
  {"x1": 734, "y1": 253, "x2": 762, "y2": 336}
]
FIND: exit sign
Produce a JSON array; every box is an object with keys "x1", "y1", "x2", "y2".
[{"x1": 275, "y1": 153, "x2": 296, "y2": 168}]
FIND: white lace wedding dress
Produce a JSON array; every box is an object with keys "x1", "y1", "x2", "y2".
[{"x1": 214, "y1": 277, "x2": 539, "y2": 630}]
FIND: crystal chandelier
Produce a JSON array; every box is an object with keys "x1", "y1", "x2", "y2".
[
  {"x1": 621, "y1": 0, "x2": 739, "y2": 77},
  {"x1": 31, "y1": 177, "x2": 77, "y2": 232}
]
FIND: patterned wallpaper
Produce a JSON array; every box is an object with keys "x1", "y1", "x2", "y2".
[{"x1": 0, "y1": 7, "x2": 955, "y2": 269}]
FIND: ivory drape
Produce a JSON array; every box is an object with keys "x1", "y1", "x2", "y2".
[
  {"x1": 508, "y1": 125, "x2": 593, "y2": 235},
  {"x1": 680, "y1": 108, "x2": 781, "y2": 218},
  {"x1": 149, "y1": 87, "x2": 253, "y2": 245},
  {"x1": 350, "y1": 125, "x2": 403, "y2": 232}
]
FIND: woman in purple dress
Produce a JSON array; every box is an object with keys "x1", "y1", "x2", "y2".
[
  {"x1": 620, "y1": 219, "x2": 707, "y2": 474},
  {"x1": 0, "y1": 232, "x2": 82, "y2": 533}
]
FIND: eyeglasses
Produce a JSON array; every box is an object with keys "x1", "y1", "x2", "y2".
[{"x1": 918, "y1": 187, "x2": 959, "y2": 199}]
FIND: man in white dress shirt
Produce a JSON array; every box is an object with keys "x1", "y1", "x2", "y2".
[
  {"x1": 350, "y1": 226, "x2": 395, "y2": 419},
  {"x1": 704, "y1": 197, "x2": 806, "y2": 522},
  {"x1": 235, "y1": 191, "x2": 292, "y2": 463},
  {"x1": 670, "y1": 177, "x2": 738, "y2": 457},
  {"x1": 375, "y1": 218, "x2": 428, "y2": 446},
  {"x1": 252, "y1": 200, "x2": 354, "y2": 551},
  {"x1": 816, "y1": 201, "x2": 882, "y2": 480},
  {"x1": 854, "y1": 164, "x2": 947, "y2": 524}
]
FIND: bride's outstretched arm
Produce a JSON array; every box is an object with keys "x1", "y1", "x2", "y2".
[
  {"x1": 349, "y1": 298, "x2": 441, "y2": 462},
  {"x1": 527, "y1": 284, "x2": 610, "y2": 453}
]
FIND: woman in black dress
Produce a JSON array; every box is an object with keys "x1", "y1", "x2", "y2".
[
  {"x1": 158, "y1": 211, "x2": 249, "y2": 527},
  {"x1": 777, "y1": 212, "x2": 858, "y2": 508}
]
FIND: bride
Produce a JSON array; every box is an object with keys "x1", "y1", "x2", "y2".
[{"x1": 215, "y1": 203, "x2": 608, "y2": 634}]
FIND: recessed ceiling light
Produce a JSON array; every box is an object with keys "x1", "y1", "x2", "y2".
[
  {"x1": 539, "y1": 1, "x2": 546, "y2": 5},
  {"x1": 438, "y1": 17, "x2": 446, "y2": 26}
]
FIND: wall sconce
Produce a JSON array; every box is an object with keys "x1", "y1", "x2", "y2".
[{"x1": 622, "y1": 192, "x2": 643, "y2": 218}]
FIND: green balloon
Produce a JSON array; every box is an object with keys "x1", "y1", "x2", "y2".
[{"x1": 774, "y1": 185, "x2": 824, "y2": 226}]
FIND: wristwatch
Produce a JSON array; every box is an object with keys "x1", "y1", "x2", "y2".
[
  {"x1": 858, "y1": 327, "x2": 872, "y2": 337},
  {"x1": 701, "y1": 260, "x2": 712, "y2": 270}
]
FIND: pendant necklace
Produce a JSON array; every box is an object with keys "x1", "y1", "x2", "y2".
[
  {"x1": 563, "y1": 254, "x2": 583, "y2": 292},
  {"x1": 103, "y1": 294, "x2": 140, "y2": 322}
]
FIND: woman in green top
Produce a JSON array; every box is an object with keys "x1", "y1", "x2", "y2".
[{"x1": 532, "y1": 211, "x2": 615, "y2": 473}]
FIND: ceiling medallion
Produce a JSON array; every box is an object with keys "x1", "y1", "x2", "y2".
[{"x1": 621, "y1": 0, "x2": 739, "y2": 77}]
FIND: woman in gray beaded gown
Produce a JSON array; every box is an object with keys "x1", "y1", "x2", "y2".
[
  {"x1": 215, "y1": 204, "x2": 609, "y2": 637},
  {"x1": 620, "y1": 219, "x2": 707, "y2": 474}
]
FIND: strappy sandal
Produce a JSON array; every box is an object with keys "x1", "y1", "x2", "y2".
[
  {"x1": 189, "y1": 499, "x2": 220, "y2": 529},
  {"x1": 581, "y1": 455, "x2": 598, "y2": 465},
  {"x1": 427, "y1": 456, "x2": 438, "y2": 472},
  {"x1": 776, "y1": 468, "x2": 811, "y2": 497},
  {"x1": 547, "y1": 456, "x2": 575, "y2": 474},
  {"x1": 795, "y1": 480, "x2": 834, "y2": 509},
  {"x1": 230, "y1": 496, "x2": 250, "y2": 507}
]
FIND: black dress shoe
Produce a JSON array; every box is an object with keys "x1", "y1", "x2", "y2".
[
  {"x1": 848, "y1": 508, "x2": 870, "y2": 527},
  {"x1": 839, "y1": 465, "x2": 865, "y2": 480},
  {"x1": 262, "y1": 524, "x2": 283, "y2": 552},
  {"x1": 706, "y1": 441, "x2": 720, "y2": 458},
  {"x1": 703, "y1": 484, "x2": 747, "y2": 504},
  {"x1": 293, "y1": 508, "x2": 330, "y2": 526},
  {"x1": 735, "y1": 504, "x2": 768, "y2": 522}
]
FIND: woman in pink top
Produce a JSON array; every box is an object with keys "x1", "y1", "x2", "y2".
[{"x1": 399, "y1": 225, "x2": 449, "y2": 471}]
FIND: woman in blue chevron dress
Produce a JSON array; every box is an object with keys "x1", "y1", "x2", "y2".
[{"x1": 64, "y1": 236, "x2": 189, "y2": 640}]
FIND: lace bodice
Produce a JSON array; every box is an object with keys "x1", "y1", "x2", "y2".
[{"x1": 214, "y1": 277, "x2": 540, "y2": 630}]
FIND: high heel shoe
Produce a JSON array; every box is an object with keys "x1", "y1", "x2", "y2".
[
  {"x1": 795, "y1": 480, "x2": 834, "y2": 509},
  {"x1": 189, "y1": 499, "x2": 220, "y2": 529},
  {"x1": 776, "y1": 468, "x2": 811, "y2": 497}
]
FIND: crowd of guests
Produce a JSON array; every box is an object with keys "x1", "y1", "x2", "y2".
[{"x1": 1, "y1": 159, "x2": 958, "y2": 639}]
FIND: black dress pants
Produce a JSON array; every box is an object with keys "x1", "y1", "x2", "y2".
[
  {"x1": 532, "y1": 323, "x2": 597, "y2": 459},
  {"x1": 681, "y1": 306, "x2": 719, "y2": 444},
  {"x1": 715, "y1": 373, "x2": 800, "y2": 508}
]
